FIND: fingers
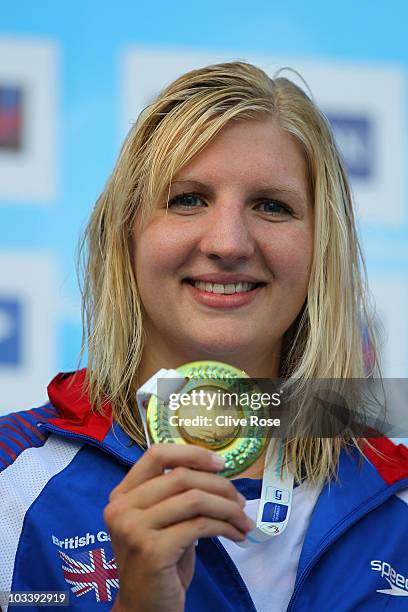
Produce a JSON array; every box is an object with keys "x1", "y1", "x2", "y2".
[
  {"x1": 105, "y1": 443, "x2": 253, "y2": 566},
  {"x1": 164, "y1": 516, "x2": 248, "y2": 546},
  {"x1": 111, "y1": 444, "x2": 225, "y2": 498},
  {"x1": 126, "y1": 467, "x2": 245, "y2": 510},
  {"x1": 105, "y1": 502, "x2": 251, "y2": 566},
  {"x1": 106, "y1": 508, "x2": 249, "y2": 571},
  {"x1": 145, "y1": 489, "x2": 253, "y2": 533}
]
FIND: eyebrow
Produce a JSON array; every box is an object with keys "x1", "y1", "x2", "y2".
[{"x1": 171, "y1": 179, "x2": 308, "y2": 206}]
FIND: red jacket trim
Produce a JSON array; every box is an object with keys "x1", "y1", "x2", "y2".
[{"x1": 47, "y1": 370, "x2": 113, "y2": 442}]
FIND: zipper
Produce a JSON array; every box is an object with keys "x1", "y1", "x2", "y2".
[
  {"x1": 211, "y1": 538, "x2": 257, "y2": 612},
  {"x1": 286, "y1": 479, "x2": 408, "y2": 611}
]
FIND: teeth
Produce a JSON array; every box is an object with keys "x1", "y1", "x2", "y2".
[
  {"x1": 224, "y1": 284, "x2": 235, "y2": 294},
  {"x1": 192, "y1": 281, "x2": 256, "y2": 294}
]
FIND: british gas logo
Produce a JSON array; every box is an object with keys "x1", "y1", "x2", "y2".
[
  {"x1": 371, "y1": 560, "x2": 408, "y2": 597},
  {"x1": 52, "y1": 530, "x2": 111, "y2": 550}
]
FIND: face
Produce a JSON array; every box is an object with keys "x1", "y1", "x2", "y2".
[{"x1": 132, "y1": 118, "x2": 314, "y2": 377}]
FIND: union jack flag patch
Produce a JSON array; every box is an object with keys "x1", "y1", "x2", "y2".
[{"x1": 59, "y1": 547, "x2": 119, "y2": 602}]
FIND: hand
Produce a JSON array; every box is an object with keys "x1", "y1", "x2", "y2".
[{"x1": 104, "y1": 444, "x2": 253, "y2": 612}]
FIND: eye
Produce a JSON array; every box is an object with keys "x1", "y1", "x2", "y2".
[
  {"x1": 168, "y1": 192, "x2": 207, "y2": 209},
  {"x1": 254, "y1": 200, "x2": 292, "y2": 217}
]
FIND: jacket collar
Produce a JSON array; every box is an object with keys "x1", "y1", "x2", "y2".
[
  {"x1": 44, "y1": 370, "x2": 408, "y2": 502},
  {"x1": 297, "y1": 442, "x2": 408, "y2": 576},
  {"x1": 43, "y1": 369, "x2": 143, "y2": 465}
]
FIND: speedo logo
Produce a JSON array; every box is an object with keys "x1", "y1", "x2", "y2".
[{"x1": 371, "y1": 560, "x2": 408, "y2": 597}]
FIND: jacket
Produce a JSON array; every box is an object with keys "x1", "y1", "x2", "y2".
[{"x1": 1, "y1": 369, "x2": 408, "y2": 611}]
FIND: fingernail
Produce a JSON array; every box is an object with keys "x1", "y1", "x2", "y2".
[{"x1": 211, "y1": 453, "x2": 226, "y2": 469}]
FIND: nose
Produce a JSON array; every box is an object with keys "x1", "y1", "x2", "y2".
[{"x1": 199, "y1": 202, "x2": 255, "y2": 263}]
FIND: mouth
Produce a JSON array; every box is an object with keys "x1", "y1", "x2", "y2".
[{"x1": 184, "y1": 279, "x2": 265, "y2": 294}]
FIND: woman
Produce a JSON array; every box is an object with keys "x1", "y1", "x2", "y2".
[{"x1": 1, "y1": 62, "x2": 407, "y2": 612}]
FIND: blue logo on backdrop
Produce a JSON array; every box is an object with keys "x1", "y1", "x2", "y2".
[
  {"x1": 0, "y1": 298, "x2": 22, "y2": 366},
  {"x1": 0, "y1": 86, "x2": 23, "y2": 151},
  {"x1": 325, "y1": 114, "x2": 375, "y2": 180}
]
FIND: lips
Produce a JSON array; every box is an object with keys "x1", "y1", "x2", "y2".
[
  {"x1": 183, "y1": 277, "x2": 266, "y2": 309},
  {"x1": 185, "y1": 273, "x2": 265, "y2": 283},
  {"x1": 184, "y1": 273, "x2": 266, "y2": 292},
  {"x1": 186, "y1": 279, "x2": 261, "y2": 294}
]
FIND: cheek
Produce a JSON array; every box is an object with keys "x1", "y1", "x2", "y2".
[
  {"x1": 133, "y1": 220, "x2": 195, "y2": 282},
  {"x1": 264, "y1": 227, "x2": 313, "y2": 286}
]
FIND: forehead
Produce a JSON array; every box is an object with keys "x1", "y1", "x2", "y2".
[{"x1": 173, "y1": 118, "x2": 308, "y2": 195}]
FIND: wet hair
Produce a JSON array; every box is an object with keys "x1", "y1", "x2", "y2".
[{"x1": 79, "y1": 61, "x2": 378, "y2": 483}]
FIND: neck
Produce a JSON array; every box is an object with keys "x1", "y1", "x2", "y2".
[{"x1": 231, "y1": 452, "x2": 266, "y2": 480}]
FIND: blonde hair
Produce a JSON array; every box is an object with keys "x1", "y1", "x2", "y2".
[{"x1": 78, "y1": 61, "x2": 378, "y2": 484}]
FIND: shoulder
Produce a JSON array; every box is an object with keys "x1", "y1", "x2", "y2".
[
  {"x1": 361, "y1": 437, "x2": 408, "y2": 513},
  {"x1": 0, "y1": 403, "x2": 58, "y2": 472},
  {"x1": 361, "y1": 436, "x2": 408, "y2": 486}
]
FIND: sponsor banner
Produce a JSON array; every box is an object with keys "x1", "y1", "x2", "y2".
[
  {"x1": 0, "y1": 38, "x2": 58, "y2": 202},
  {"x1": 0, "y1": 253, "x2": 57, "y2": 414},
  {"x1": 122, "y1": 47, "x2": 405, "y2": 225}
]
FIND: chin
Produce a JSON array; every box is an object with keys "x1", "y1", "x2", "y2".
[{"x1": 188, "y1": 333, "x2": 255, "y2": 362}]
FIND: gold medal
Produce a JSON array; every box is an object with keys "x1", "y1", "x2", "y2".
[{"x1": 146, "y1": 360, "x2": 266, "y2": 477}]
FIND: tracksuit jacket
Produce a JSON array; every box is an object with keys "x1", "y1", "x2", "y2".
[{"x1": 1, "y1": 369, "x2": 408, "y2": 611}]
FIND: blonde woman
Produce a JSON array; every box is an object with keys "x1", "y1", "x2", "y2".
[{"x1": 1, "y1": 62, "x2": 408, "y2": 612}]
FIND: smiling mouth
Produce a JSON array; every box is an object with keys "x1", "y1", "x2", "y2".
[{"x1": 184, "y1": 279, "x2": 265, "y2": 294}]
